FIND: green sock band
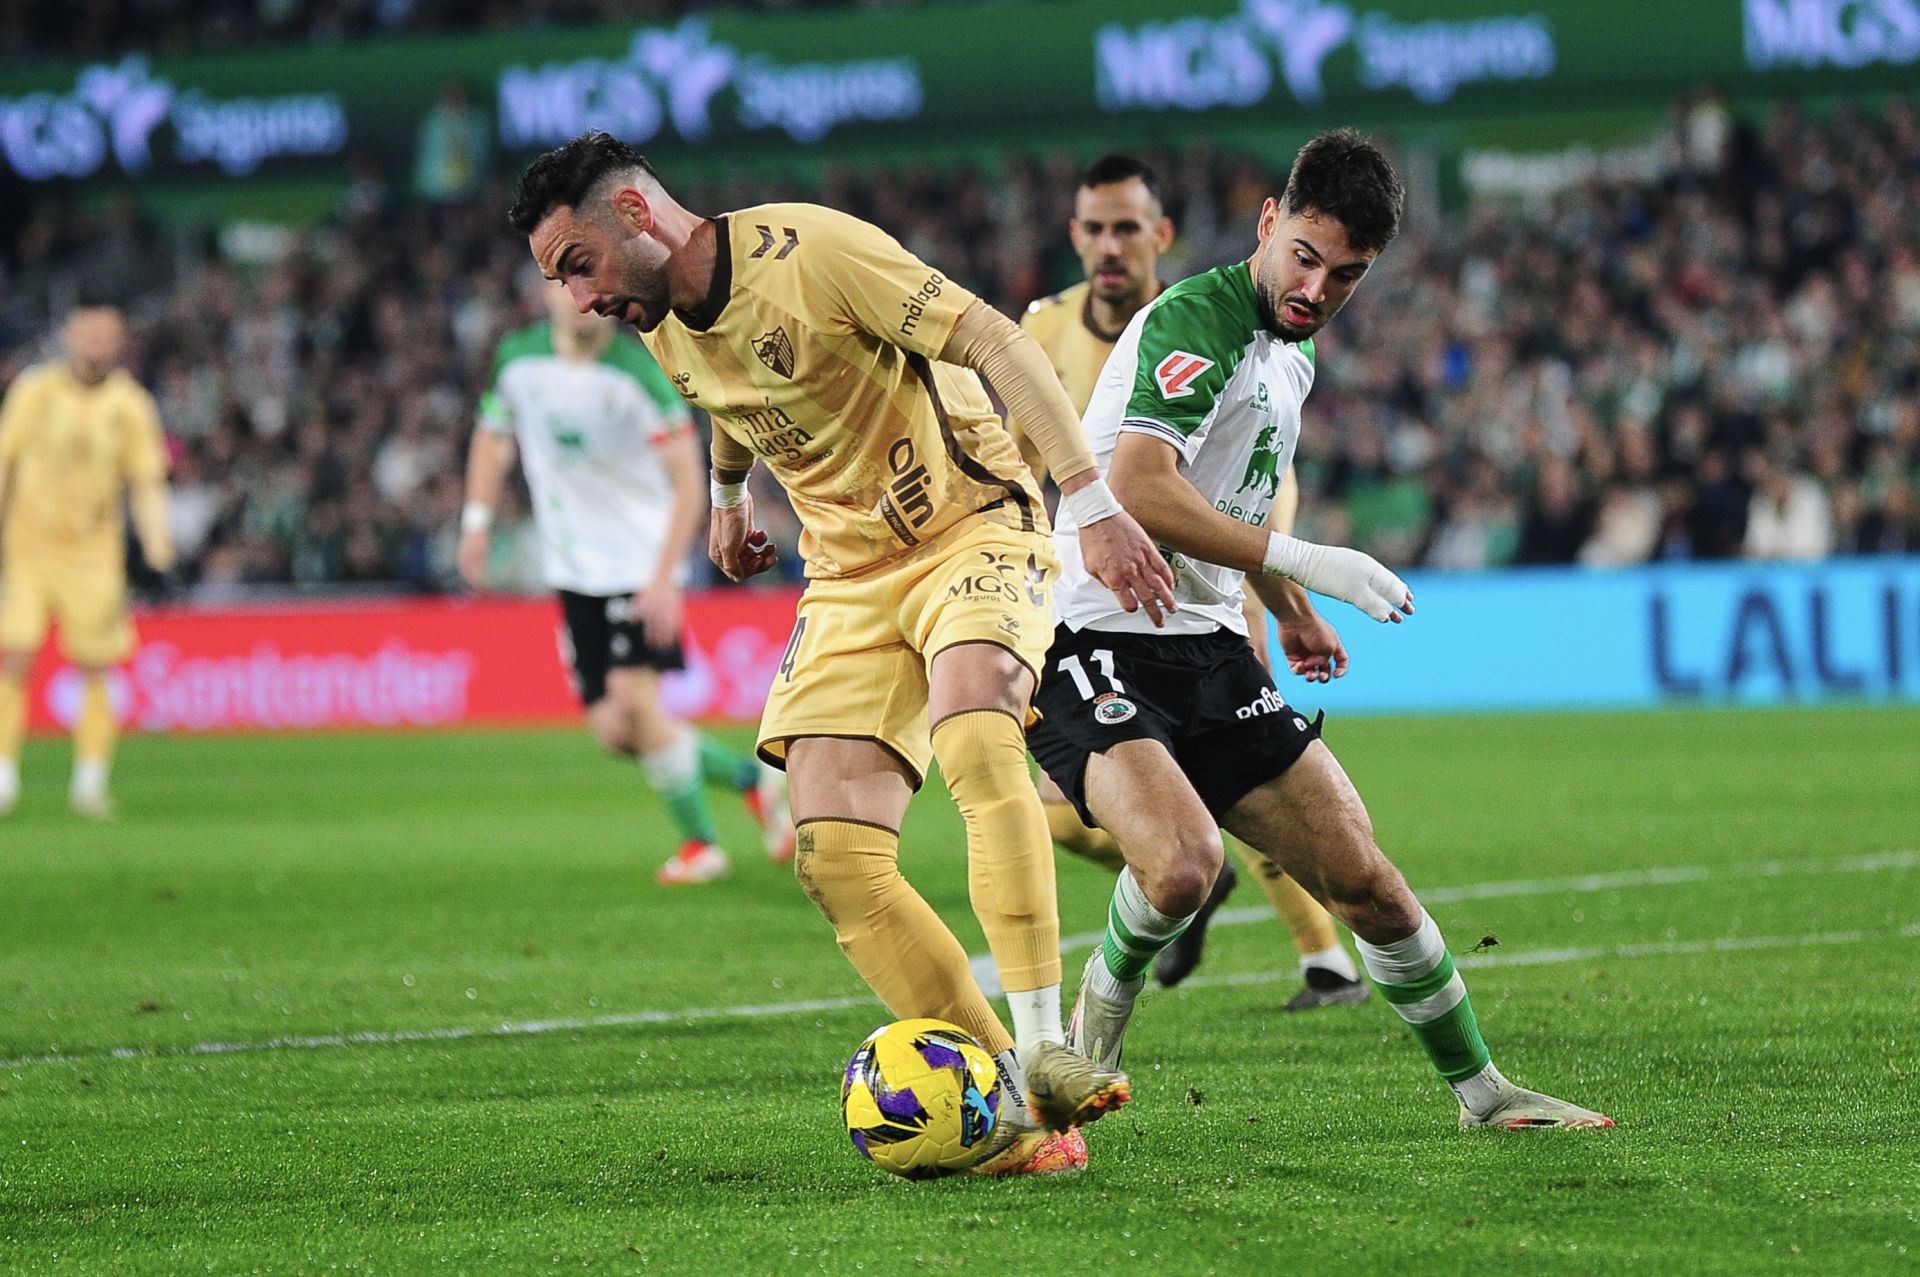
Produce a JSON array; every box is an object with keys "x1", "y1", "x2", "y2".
[
  {"x1": 1101, "y1": 869, "x2": 1190, "y2": 983},
  {"x1": 1371, "y1": 950, "x2": 1492, "y2": 1082},
  {"x1": 696, "y1": 734, "x2": 758, "y2": 792},
  {"x1": 660, "y1": 783, "x2": 718, "y2": 845}
]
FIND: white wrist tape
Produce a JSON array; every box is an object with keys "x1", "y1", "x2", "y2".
[
  {"x1": 1261, "y1": 531, "x2": 1307, "y2": 577},
  {"x1": 710, "y1": 478, "x2": 748, "y2": 508},
  {"x1": 1261, "y1": 531, "x2": 1411, "y2": 623},
  {"x1": 460, "y1": 502, "x2": 493, "y2": 533},
  {"x1": 1059, "y1": 476, "x2": 1124, "y2": 527}
]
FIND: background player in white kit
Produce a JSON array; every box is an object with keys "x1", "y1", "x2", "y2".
[
  {"x1": 460, "y1": 279, "x2": 789, "y2": 885},
  {"x1": 1030, "y1": 131, "x2": 1613, "y2": 1129}
]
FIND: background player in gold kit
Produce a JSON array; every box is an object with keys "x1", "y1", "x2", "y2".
[
  {"x1": 508, "y1": 132, "x2": 1178, "y2": 1174},
  {"x1": 0, "y1": 301, "x2": 173, "y2": 818},
  {"x1": 1014, "y1": 156, "x2": 1368, "y2": 1008}
]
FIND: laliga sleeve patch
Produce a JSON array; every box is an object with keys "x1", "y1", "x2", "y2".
[{"x1": 1153, "y1": 351, "x2": 1215, "y2": 400}]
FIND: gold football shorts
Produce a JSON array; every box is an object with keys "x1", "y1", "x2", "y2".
[
  {"x1": 0, "y1": 556, "x2": 135, "y2": 665},
  {"x1": 758, "y1": 520, "x2": 1058, "y2": 786}
]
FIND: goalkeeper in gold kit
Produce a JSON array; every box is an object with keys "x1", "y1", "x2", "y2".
[
  {"x1": 0, "y1": 302, "x2": 173, "y2": 818},
  {"x1": 1014, "y1": 155, "x2": 1369, "y2": 1009},
  {"x1": 509, "y1": 133, "x2": 1179, "y2": 1175}
]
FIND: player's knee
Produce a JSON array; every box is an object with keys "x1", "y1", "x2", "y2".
[
  {"x1": 586, "y1": 706, "x2": 637, "y2": 757},
  {"x1": 1141, "y1": 825, "x2": 1223, "y2": 916},
  {"x1": 1321, "y1": 845, "x2": 1417, "y2": 926},
  {"x1": 794, "y1": 827, "x2": 893, "y2": 922}
]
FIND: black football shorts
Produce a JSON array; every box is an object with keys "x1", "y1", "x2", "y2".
[
  {"x1": 557, "y1": 589, "x2": 686, "y2": 708},
  {"x1": 1027, "y1": 622, "x2": 1323, "y2": 828}
]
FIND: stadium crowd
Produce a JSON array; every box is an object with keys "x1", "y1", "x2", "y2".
[
  {"x1": 2, "y1": 95, "x2": 1917, "y2": 595},
  {"x1": 0, "y1": 0, "x2": 917, "y2": 60}
]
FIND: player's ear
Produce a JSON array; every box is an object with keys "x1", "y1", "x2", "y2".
[
  {"x1": 609, "y1": 185, "x2": 654, "y2": 234},
  {"x1": 1154, "y1": 216, "x2": 1175, "y2": 253},
  {"x1": 1254, "y1": 197, "x2": 1281, "y2": 241}
]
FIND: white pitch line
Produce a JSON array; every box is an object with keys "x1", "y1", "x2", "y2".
[
  {"x1": 1052, "y1": 849, "x2": 1920, "y2": 957},
  {"x1": 4, "y1": 850, "x2": 1914, "y2": 1072},
  {"x1": 0, "y1": 996, "x2": 876, "y2": 1071},
  {"x1": 5, "y1": 923, "x2": 1914, "y2": 1073},
  {"x1": 1177, "y1": 925, "x2": 1890, "y2": 991}
]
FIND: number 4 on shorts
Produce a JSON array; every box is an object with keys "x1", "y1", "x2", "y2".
[{"x1": 779, "y1": 616, "x2": 809, "y2": 682}]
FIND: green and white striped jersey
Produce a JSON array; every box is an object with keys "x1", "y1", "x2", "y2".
[
  {"x1": 1054, "y1": 261, "x2": 1315, "y2": 636},
  {"x1": 479, "y1": 322, "x2": 692, "y2": 596}
]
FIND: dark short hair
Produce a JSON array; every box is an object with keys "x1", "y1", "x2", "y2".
[
  {"x1": 1280, "y1": 129, "x2": 1404, "y2": 254},
  {"x1": 1079, "y1": 154, "x2": 1161, "y2": 205},
  {"x1": 507, "y1": 131, "x2": 662, "y2": 234}
]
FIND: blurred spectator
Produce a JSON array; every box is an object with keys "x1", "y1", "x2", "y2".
[
  {"x1": 0, "y1": 0, "x2": 976, "y2": 61},
  {"x1": 414, "y1": 84, "x2": 491, "y2": 206},
  {"x1": 3, "y1": 93, "x2": 1919, "y2": 594},
  {"x1": 1517, "y1": 459, "x2": 1592, "y2": 565},
  {"x1": 1743, "y1": 449, "x2": 1834, "y2": 560}
]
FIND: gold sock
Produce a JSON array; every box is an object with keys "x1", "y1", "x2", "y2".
[
  {"x1": 1229, "y1": 837, "x2": 1339, "y2": 956},
  {"x1": 0, "y1": 677, "x2": 24, "y2": 761},
  {"x1": 73, "y1": 674, "x2": 116, "y2": 765},
  {"x1": 793, "y1": 818, "x2": 1014, "y2": 1055},
  {"x1": 932, "y1": 709, "x2": 1061, "y2": 994},
  {"x1": 1043, "y1": 799, "x2": 1127, "y2": 871}
]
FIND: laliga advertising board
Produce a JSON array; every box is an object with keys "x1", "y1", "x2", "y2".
[
  {"x1": 22, "y1": 559, "x2": 1920, "y2": 734},
  {"x1": 23, "y1": 590, "x2": 803, "y2": 735}
]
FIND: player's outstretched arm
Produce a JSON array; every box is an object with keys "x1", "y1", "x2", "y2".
[
  {"x1": 458, "y1": 425, "x2": 517, "y2": 590},
  {"x1": 941, "y1": 302, "x2": 1177, "y2": 624},
  {"x1": 1108, "y1": 433, "x2": 1413, "y2": 624}
]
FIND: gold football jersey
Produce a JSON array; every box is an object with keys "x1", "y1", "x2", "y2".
[
  {"x1": 0, "y1": 362, "x2": 167, "y2": 560},
  {"x1": 641, "y1": 203, "x2": 1043, "y2": 580},
  {"x1": 1014, "y1": 281, "x2": 1138, "y2": 482}
]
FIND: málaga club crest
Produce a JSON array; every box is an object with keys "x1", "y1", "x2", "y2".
[{"x1": 754, "y1": 327, "x2": 796, "y2": 378}]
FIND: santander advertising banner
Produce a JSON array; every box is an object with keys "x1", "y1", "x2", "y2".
[{"x1": 23, "y1": 589, "x2": 803, "y2": 735}]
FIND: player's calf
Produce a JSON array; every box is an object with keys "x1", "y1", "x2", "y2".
[{"x1": 1227, "y1": 747, "x2": 1612, "y2": 1130}]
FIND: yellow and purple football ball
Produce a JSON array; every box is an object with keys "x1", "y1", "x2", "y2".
[{"x1": 841, "y1": 1018, "x2": 1002, "y2": 1179}]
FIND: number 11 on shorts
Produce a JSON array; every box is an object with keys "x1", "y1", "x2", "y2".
[{"x1": 1056, "y1": 650, "x2": 1122, "y2": 700}]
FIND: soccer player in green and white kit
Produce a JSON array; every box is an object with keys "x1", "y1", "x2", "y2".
[
  {"x1": 1029, "y1": 131, "x2": 1613, "y2": 1129},
  {"x1": 461, "y1": 279, "x2": 791, "y2": 885}
]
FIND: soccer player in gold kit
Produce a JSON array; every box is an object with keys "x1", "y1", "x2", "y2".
[
  {"x1": 0, "y1": 302, "x2": 173, "y2": 818},
  {"x1": 509, "y1": 133, "x2": 1177, "y2": 1174},
  {"x1": 1016, "y1": 156, "x2": 1368, "y2": 1009}
]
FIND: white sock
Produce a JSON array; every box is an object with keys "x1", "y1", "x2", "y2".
[
  {"x1": 1300, "y1": 943, "x2": 1360, "y2": 981},
  {"x1": 0, "y1": 757, "x2": 18, "y2": 808},
  {"x1": 639, "y1": 730, "x2": 699, "y2": 792},
  {"x1": 1450, "y1": 1061, "x2": 1514, "y2": 1118},
  {"x1": 993, "y1": 1048, "x2": 1027, "y2": 1108},
  {"x1": 71, "y1": 757, "x2": 109, "y2": 802},
  {"x1": 1099, "y1": 867, "x2": 1194, "y2": 990},
  {"x1": 1354, "y1": 911, "x2": 1446, "y2": 982},
  {"x1": 1085, "y1": 954, "x2": 1144, "y2": 1003},
  {"x1": 1004, "y1": 984, "x2": 1064, "y2": 1052}
]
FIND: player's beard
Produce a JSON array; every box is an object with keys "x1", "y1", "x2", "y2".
[
  {"x1": 611, "y1": 266, "x2": 674, "y2": 333},
  {"x1": 1254, "y1": 244, "x2": 1325, "y2": 343},
  {"x1": 1090, "y1": 258, "x2": 1146, "y2": 308},
  {"x1": 1268, "y1": 293, "x2": 1323, "y2": 342}
]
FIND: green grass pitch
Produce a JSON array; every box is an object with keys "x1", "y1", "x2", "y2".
[{"x1": 3, "y1": 707, "x2": 1916, "y2": 1275}]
